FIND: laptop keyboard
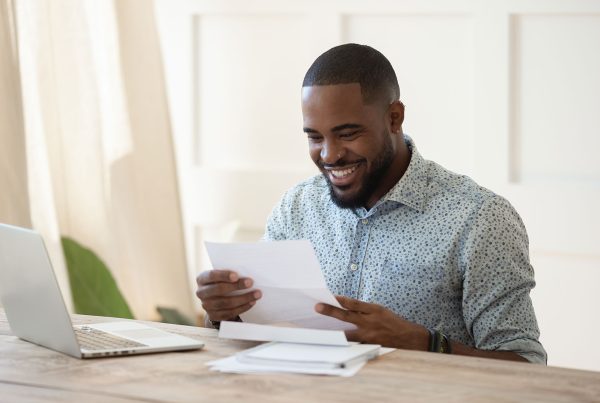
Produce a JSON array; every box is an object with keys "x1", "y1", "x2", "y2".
[{"x1": 75, "y1": 326, "x2": 147, "y2": 350}]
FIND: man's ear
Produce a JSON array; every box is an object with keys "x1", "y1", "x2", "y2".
[{"x1": 389, "y1": 101, "x2": 404, "y2": 134}]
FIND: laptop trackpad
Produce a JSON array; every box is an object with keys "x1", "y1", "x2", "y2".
[{"x1": 115, "y1": 328, "x2": 171, "y2": 339}]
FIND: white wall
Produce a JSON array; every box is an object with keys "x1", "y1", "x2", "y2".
[{"x1": 156, "y1": 0, "x2": 600, "y2": 371}]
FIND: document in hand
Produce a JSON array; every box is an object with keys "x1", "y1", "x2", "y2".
[{"x1": 204, "y1": 240, "x2": 354, "y2": 330}]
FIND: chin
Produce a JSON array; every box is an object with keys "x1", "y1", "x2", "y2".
[
  {"x1": 322, "y1": 173, "x2": 369, "y2": 209},
  {"x1": 329, "y1": 187, "x2": 365, "y2": 209}
]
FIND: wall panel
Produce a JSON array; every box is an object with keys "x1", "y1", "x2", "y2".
[{"x1": 511, "y1": 15, "x2": 600, "y2": 184}]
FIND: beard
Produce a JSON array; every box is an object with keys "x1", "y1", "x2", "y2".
[{"x1": 323, "y1": 135, "x2": 395, "y2": 209}]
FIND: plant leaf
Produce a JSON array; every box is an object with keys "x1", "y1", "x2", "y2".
[
  {"x1": 61, "y1": 237, "x2": 134, "y2": 319},
  {"x1": 156, "y1": 306, "x2": 194, "y2": 326}
]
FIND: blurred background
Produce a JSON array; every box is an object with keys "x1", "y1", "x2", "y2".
[{"x1": 1, "y1": 0, "x2": 599, "y2": 371}]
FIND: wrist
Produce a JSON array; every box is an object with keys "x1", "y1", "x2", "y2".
[
  {"x1": 427, "y1": 328, "x2": 452, "y2": 354},
  {"x1": 411, "y1": 325, "x2": 431, "y2": 351}
]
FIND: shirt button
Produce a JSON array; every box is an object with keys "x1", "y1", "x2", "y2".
[
  {"x1": 349, "y1": 263, "x2": 358, "y2": 271},
  {"x1": 362, "y1": 219, "x2": 369, "y2": 225}
]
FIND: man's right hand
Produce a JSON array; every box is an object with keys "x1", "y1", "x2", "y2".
[{"x1": 195, "y1": 269, "x2": 261, "y2": 322}]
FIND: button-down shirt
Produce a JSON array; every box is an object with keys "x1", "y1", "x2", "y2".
[{"x1": 263, "y1": 136, "x2": 547, "y2": 364}]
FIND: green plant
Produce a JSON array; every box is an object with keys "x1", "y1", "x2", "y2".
[
  {"x1": 156, "y1": 306, "x2": 195, "y2": 326},
  {"x1": 61, "y1": 237, "x2": 134, "y2": 319}
]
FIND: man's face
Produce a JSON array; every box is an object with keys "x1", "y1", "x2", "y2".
[{"x1": 301, "y1": 83, "x2": 397, "y2": 209}]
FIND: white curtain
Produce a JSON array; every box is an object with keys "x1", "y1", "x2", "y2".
[
  {"x1": 0, "y1": 0, "x2": 194, "y2": 320},
  {"x1": 0, "y1": 0, "x2": 30, "y2": 230}
]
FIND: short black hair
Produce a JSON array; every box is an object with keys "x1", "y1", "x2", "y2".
[{"x1": 302, "y1": 43, "x2": 400, "y2": 105}]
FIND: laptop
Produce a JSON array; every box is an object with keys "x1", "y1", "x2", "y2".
[{"x1": 0, "y1": 223, "x2": 204, "y2": 358}]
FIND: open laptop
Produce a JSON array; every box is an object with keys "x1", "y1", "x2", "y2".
[{"x1": 0, "y1": 223, "x2": 204, "y2": 358}]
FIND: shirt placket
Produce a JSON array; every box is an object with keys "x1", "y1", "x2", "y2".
[{"x1": 344, "y1": 213, "x2": 373, "y2": 299}]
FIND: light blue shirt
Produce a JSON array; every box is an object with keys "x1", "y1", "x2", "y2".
[{"x1": 264, "y1": 136, "x2": 547, "y2": 363}]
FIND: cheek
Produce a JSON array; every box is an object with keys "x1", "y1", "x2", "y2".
[{"x1": 347, "y1": 143, "x2": 373, "y2": 163}]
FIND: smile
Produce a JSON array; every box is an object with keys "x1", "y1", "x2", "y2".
[
  {"x1": 330, "y1": 165, "x2": 358, "y2": 178},
  {"x1": 324, "y1": 163, "x2": 362, "y2": 187}
]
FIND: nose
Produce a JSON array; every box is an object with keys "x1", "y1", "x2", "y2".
[{"x1": 320, "y1": 138, "x2": 345, "y2": 165}]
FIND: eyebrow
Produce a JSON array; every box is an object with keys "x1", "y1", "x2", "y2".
[{"x1": 303, "y1": 123, "x2": 364, "y2": 133}]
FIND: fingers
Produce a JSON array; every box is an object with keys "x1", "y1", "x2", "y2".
[
  {"x1": 210, "y1": 301, "x2": 257, "y2": 322},
  {"x1": 335, "y1": 295, "x2": 381, "y2": 314},
  {"x1": 195, "y1": 269, "x2": 261, "y2": 322},
  {"x1": 314, "y1": 302, "x2": 359, "y2": 324},
  {"x1": 202, "y1": 290, "x2": 262, "y2": 311},
  {"x1": 196, "y1": 269, "x2": 253, "y2": 300},
  {"x1": 197, "y1": 269, "x2": 239, "y2": 286},
  {"x1": 202, "y1": 290, "x2": 262, "y2": 321},
  {"x1": 315, "y1": 296, "x2": 384, "y2": 327},
  {"x1": 196, "y1": 277, "x2": 253, "y2": 299}
]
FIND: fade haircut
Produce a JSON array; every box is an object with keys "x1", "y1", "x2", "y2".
[{"x1": 302, "y1": 43, "x2": 400, "y2": 105}]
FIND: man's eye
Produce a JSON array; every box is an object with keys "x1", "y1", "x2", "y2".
[
  {"x1": 339, "y1": 131, "x2": 359, "y2": 139},
  {"x1": 307, "y1": 135, "x2": 323, "y2": 142}
]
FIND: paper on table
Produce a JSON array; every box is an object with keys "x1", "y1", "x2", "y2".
[
  {"x1": 218, "y1": 321, "x2": 349, "y2": 346},
  {"x1": 206, "y1": 341, "x2": 379, "y2": 377},
  {"x1": 236, "y1": 342, "x2": 380, "y2": 369},
  {"x1": 379, "y1": 347, "x2": 396, "y2": 356},
  {"x1": 204, "y1": 240, "x2": 355, "y2": 330},
  {"x1": 206, "y1": 355, "x2": 366, "y2": 377}
]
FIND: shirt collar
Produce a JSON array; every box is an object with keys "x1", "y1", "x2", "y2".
[{"x1": 377, "y1": 135, "x2": 429, "y2": 213}]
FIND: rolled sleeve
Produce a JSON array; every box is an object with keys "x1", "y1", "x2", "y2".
[{"x1": 461, "y1": 196, "x2": 547, "y2": 364}]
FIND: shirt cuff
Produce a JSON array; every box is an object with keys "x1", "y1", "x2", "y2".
[{"x1": 495, "y1": 338, "x2": 548, "y2": 365}]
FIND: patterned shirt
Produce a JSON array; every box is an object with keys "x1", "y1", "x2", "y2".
[{"x1": 263, "y1": 136, "x2": 547, "y2": 364}]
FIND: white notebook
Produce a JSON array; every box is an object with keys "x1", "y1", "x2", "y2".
[{"x1": 235, "y1": 341, "x2": 380, "y2": 369}]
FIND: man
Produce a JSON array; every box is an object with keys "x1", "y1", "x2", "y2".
[{"x1": 196, "y1": 44, "x2": 547, "y2": 364}]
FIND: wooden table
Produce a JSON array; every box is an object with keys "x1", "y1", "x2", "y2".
[{"x1": 1, "y1": 309, "x2": 599, "y2": 402}]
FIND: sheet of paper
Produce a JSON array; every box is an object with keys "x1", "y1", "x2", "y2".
[
  {"x1": 218, "y1": 321, "x2": 349, "y2": 346},
  {"x1": 379, "y1": 347, "x2": 396, "y2": 356},
  {"x1": 237, "y1": 341, "x2": 380, "y2": 368},
  {"x1": 206, "y1": 355, "x2": 366, "y2": 377},
  {"x1": 204, "y1": 240, "x2": 355, "y2": 330}
]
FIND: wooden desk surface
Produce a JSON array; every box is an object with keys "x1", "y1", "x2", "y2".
[{"x1": 1, "y1": 309, "x2": 598, "y2": 403}]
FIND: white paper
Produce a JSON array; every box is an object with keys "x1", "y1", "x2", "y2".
[
  {"x1": 206, "y1": 355, "x2": 366, "y2": 377},
  {"x1": 237, "y1": 341, "x2": 380, "y2": 369},
  {"x1": 218, "y1": 321, "x2": 349, "y2": 346},
  {"x1": 204, "y1": 240, "x2": 355, "y2": 330},
  {"x1": 206, "y1": 341, "x2": 383, "y2": 377},
  {"x1": 378, "y1": 347, "x2": 396, "y2": 356}
]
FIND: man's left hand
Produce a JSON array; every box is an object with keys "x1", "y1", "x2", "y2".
[{"x1": 315, "y1": 295, "x2": 430, "y2": 350}]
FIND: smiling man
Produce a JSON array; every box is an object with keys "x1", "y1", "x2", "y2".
[{"x1": 196, "y1": 44, "x2": 547, "y2": 364}]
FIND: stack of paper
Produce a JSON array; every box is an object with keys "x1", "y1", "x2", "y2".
[{"x1": 206, "y1": 341, "x2": 381, "y2": 377}]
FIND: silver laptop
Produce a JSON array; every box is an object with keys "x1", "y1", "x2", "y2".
[{"x1": 0, "y1": 223, "x2": 204, "y2": 358}]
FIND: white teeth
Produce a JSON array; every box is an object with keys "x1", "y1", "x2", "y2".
[{"x1": 330, "y1": 165, "x2": 358, "y2": 178}]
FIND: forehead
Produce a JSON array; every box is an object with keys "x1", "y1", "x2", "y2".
[
  {"x1": 301, "y1": 83, "x2": 374, "y2": 125},
  {"x1": 302, "y1": 83, "x2": 363, "y2": 111}
]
